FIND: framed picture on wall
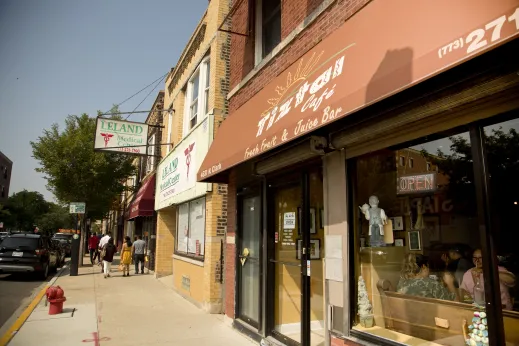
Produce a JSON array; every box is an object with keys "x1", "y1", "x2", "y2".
[
  {"x1": 297, "y1": 207, "x2": 317, "y2": 234},
  {"x1": 391, "y1": 216, "x2": 404, "y2": 231},
  {"x1": 296, "y1": 238, "x2": 321, "y2": 260},
  {"x1": 408, "y1": 231, "x2": 421, "y2": 251},
  {"x1": 394, "y1": 238, "x2": 404, "y2": 247}
]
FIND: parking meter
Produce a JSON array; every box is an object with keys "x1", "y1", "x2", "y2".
[{"x1": 70, "y1": 233, "x2": 80, "y2": 276}]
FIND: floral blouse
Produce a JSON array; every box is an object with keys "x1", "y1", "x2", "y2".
[{"x1": 397, "y1": 277, "x2": 456, "y2": 301}]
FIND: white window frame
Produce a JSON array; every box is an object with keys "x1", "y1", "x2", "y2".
[
  {"x1": 408, "y1": 158, "x2": 414, "y2": 168},
  {"x1": 175, "y1": 196, "x2": 206, "y2": 260},
  {"x1": 183, "y1": 57, "x2": 210, "y2": 137},
  {"x1": 146, "y1": 134, "x2": 156, "y2": 174},
  {"x1": 166, "y1": 110, "x2": 173, "y2": 154},
  {"x1": 255, "y1": 0, "x2": 282, "y2": 66}
]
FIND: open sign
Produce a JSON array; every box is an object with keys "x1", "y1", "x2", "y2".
[{"x1": 397, "y1": 173, "x2": 437, "y2": 195}]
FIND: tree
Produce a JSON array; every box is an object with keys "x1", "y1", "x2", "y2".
[
  {"x1": 2, "y1": 190, "x2": 49, "y2": 231},
  {"x1": 31, "y1": 109, "x2": 135, "y2": 219},
  {"x1": 0, "y1": 204, "x2": 11, "y2": 227},
  {"x1": 36, "y1": 203, "x2": 76, "y2": 234},
  {"x1": 31, "y1": 107, "x2": 136, "y2": 263},
  {"x1": 424, "y1": 127, "x2": 519, "y2": 254}
]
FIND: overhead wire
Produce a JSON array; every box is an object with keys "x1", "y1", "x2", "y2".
[
  {"x1": 114, "y1": 72, "x2": 168, "y2": 110},
  {"x1": 98, "y1": 72, "x2": 168, "y2": 118},
  {"x1": 124, "y1": 73, "x2": 167, "y2": 120}
]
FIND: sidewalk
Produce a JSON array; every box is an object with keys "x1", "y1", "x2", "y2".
[{"x1": 7, "y1": 256, "x2": 256, "y2": 346}]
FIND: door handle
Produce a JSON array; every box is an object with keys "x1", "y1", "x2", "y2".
[{"x1": 238, "y1": 255, "x2": 259, "y2": 261}]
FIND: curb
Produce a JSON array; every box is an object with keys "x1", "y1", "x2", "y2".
[{"x1": 0, "y1": 263, "x2": 69, "y2": 346}]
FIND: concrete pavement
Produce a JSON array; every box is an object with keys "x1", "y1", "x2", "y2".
[{"x1": 6, "y1": 256, "x2": 257, "y2": 346}]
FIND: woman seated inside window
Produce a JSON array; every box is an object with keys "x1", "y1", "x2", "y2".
[
  {"x1": 460, "y1": 249, "x2": 516, "y2": 310},
  {"x1": 397, "y1": 253, "x2": 459, "y2": 301}
]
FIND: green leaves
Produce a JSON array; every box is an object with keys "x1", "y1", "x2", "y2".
[
  {"x1": 31, "y1": 108, "x2": 136, "y2": 219},
  {"x1": 1, "y1": 190, "x2": 49, "y2": 231}
]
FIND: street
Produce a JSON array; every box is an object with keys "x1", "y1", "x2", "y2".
[{"x1": 0, "y1": 273, "x2": 52, "y2": 328}]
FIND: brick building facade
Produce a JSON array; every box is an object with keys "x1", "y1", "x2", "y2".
[
  {"x1": 0, "y1": 151, "x2": 12, "y2": 204},
  {"x1": 197, "y1": 0, "x2": 519, "y2": 346},
  {"x1": 153, "y1": 0, "x2": 231, "y2": 313}
]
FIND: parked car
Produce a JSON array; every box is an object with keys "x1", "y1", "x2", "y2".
[
  {"x1": 52, "y1": 233, "x2": 73, "y2": 256},
  {"x1": 53, "y1": 238, "x2": 71, "y2": 256},
  {"x1": 0, "y1": 233, "x2": 59, "y2": 279},
  {"x1": 0, "y1": 231, "x2": 9, "y2": 242},
  {"x1": 51, "y1": 239, "x2": 66, "y2": 267}
]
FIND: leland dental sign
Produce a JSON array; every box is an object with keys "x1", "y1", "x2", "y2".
[{"x1": 94, "y1": 118, "x2": 149, "y2": 155}]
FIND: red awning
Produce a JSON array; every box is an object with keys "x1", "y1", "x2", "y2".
[
  {"x1": 197, "y1": 0, "x2": 519, "y2": 182},
  {"x1": 128, "y1": 174, "x2": 156, "y2": 220}
]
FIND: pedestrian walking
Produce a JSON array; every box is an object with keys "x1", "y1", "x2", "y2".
[
  {"x1": 99, "y1": 232, "x2": 111, "y2": 249},
  {"x1": 88, "y1": 232, "x2": 100, "y2": 264},
  {"x1": 132, "y1": 235, "x2": 146, "y2": 274},
  {"x1": 120, "y1": 236, "x2": 132, "y2": 277},
  {"x1": 98, "y1": 232, "x2": 111, "y2": 266},
  {"x1": 101, "y1": 238, "x2": 117, "y2": 278}
]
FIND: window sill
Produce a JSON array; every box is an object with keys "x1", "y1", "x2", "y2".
[
  {"x1": 172, "y1": 253, "x2": 204, "y2": 267},
  {"x1": 181, "y1": 115, "x2": 209, "y2": 141}
]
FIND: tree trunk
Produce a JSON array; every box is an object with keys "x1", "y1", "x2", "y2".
[{"x1": 78, "y1": 211, "x2": 87, "y2": 266}]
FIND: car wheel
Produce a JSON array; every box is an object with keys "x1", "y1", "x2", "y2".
[{"x1": 40, "y1": 263, "x2": 49, "y2": 280}]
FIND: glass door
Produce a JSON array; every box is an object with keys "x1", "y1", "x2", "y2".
[
  {"x1": 237, "y1": 194, "x2": 261, "y2": 327},
  {"x1": 271, "y1": 182, "x2": 303, "y2": 345},
  {"x1": 269, "y1": 167, "x2": 324, "y2": 346}
]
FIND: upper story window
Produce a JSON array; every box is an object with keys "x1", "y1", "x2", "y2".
[
  {"x1": 399, "y1": 156, "x2": 405, "y2": 166},
  {"x1": 408, "y1": 157, "x2": 414, "y2": 168},
  {"x1": 255, "y1": 0, "x2": 281, "y2": 65},
  {"x1": 184, "y1": 57, "x2": 210, "y2": 136}
]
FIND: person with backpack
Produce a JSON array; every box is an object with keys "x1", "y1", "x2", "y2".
[{"x1": 101, "y1": 237, "x2": 117, "y2": 278}]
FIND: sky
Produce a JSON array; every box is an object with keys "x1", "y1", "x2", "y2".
[{"x1": 0, "y1": 0, "x2": 208, "y2": 202}]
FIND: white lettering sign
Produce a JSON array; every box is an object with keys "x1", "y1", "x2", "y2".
[
  {"x1": 284, "y1": 212, "x2": 296, "y2": 229},
  {"x1": 256, "y1": 55, "x2": 345, "y2": 138}
]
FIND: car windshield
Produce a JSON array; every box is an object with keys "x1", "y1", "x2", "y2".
[{"x1": 0, "y1": 237, "x2": 39, "y2": 250}]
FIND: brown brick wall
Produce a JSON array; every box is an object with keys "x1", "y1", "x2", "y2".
[
  {"x1": 229, "y1": 0, "x2": 370, "y2": 114},
  {"x1": 224, "y1": 170, "x2": 237, "y2": 318},
  {"x1": 155, "y1": 208, "x2": 176, "y2": 277}
]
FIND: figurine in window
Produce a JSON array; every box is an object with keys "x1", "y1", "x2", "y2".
[{"x1": 359, "y1": 195, "x2": 387, "y2": 247}]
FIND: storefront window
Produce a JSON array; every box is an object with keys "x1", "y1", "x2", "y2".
[
  {"x1": 175, "y1": 196, "x2": 206, "y2": 258},
  {"x1": 483, "y1": 116, "x2": 519, "y2": 342},
  {"x1": 350, "y1": 130, "x2": 485, "y2": 345}
]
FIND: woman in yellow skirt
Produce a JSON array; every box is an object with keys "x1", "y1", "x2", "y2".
[{"x1": 120, "y1": 236, "x2": 133, "y2": 277}]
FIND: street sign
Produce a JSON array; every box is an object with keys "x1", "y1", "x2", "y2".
[{"x1": 69, "y1": 202, "x2": 86, "y2": 214}]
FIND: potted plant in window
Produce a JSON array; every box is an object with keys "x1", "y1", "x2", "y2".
[{"x1": 358, "y1": 276, "x2": 374, "y2": 328}]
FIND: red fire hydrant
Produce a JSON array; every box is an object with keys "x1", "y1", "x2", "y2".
[{"x1": 46, "y1": 286, "x2": 66, "y2": 315}]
